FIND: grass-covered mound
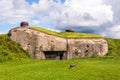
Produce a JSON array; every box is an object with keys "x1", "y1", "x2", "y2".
[
  {"x1": 31, "y1": 27, "x2": 120, "y2": 56},
  {"x1": 0, "y1": 34, "x2": 29, "y2": 62},
  {"x1": 106, "y1": 38, "x2": 120, "y2": 56},
  {"x1": 30, "y1": 27, "x2": 103, "y2": 39}
]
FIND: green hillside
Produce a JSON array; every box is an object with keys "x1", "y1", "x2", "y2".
[
  {"x1": 30, "y1": 27, "x2": 103, "y2": 39},
  {"x1": 0, "y1": 34, "x2": 29, "y2": 62},
  {"x1": 106, "y1": 38, "x2": 120, "y2": 56}
]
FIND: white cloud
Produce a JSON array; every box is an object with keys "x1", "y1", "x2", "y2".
[
  {"x1": 31, "y1": 0, "x2": 51, "y2": 13},
  {"x1": 0, "y1": 31, "x2": 5, "y2": 34},
  {"x1": 60, "y1": 0, "x2": 113, "y2": 27},
  {"x1": 104, "y1": 0, "x2": 120, "y2": 25},
  {"x1": 0, "y1": 0, "x2": 33, "y2": 24},
  {"x1": 31, "y1": 0, "x2": 113, "y2": 28},
  {"x1": 101, "y1": 25, "x2": 120, "y2": 38},
  {"x1": 0, "y1": 0, "x2": 114, "y2": 26}
]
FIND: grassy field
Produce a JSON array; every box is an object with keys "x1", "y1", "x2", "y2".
[
  {"x1": 1, "y1": 57, "x2": 120, "y2": 80},
  {"x1": 30, "y1": 27, "x2": 103, "y2": 39}
]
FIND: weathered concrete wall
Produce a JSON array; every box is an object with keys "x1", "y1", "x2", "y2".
[
  {"x1": 67, "y1": 39, "x2": 108, "y2": 59},
  {"x1": 9, "y1": 27, "x2": 67, "y2": 59},
  {"x1": 9, "y1": 27, "x2": 108, "y2": 59}
]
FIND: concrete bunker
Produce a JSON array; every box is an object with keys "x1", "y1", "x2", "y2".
[
  {"x1": 9, "y1": 22, "x2": 108, "y2": 59},
  {"x1": 43, "y1": 51, "x2": 66, "y2": 60}
]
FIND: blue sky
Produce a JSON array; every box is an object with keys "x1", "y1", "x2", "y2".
[
  {"x1": 26, "y1": 0, "x2": 39, "y2": 4},
  {"x1": 0, "y1": 0, "x2": 120, "y2": 38}
]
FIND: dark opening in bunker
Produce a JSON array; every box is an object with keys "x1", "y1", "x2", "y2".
[{"x1": 44, "y1": 51, "x2": 66, "y2": 60}]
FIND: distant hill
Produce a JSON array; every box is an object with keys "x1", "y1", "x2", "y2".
[{"x1": 0, "y1": 34, "x2": 29, "y2": 62}]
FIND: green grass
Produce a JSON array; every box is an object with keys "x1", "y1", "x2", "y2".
[
  {"x1": 106, "y1": 38, "x2": 120, "y2": 56},
  {"x1": 30, "y1": 27, "x2": 103, "y2": 39},
  {"x1": 0, "y1": 57, "x2": 120, "y2": 80},
  {"x1": 0, "y1": 34, "x2": 29, "y2": 62}
]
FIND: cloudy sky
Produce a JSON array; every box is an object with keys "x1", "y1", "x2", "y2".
[{"x1": 0, "y1": 0, "x2": 120, "y2": 38}]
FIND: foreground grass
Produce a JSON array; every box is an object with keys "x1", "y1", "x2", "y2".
[
  {"x1": 0, "y1": 57, "x2": 120, "y2": 80},
  {"x1": 30, "y1": 27, "x2": 103, "y2": 39}
]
